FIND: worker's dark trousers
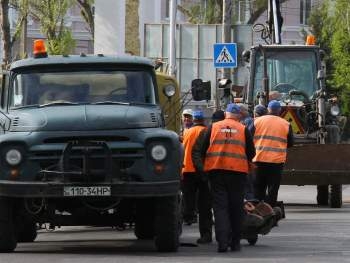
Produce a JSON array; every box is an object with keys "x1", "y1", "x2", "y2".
[
  {"x1": 254, "y1": 162, "x2": 284, "y2": 207},
  {"x1": 209, "y1": 170, "x2": 246, "y2": 247},
  {"x1": 182, "y1": 172, "x2": 213, "y2": 237}
]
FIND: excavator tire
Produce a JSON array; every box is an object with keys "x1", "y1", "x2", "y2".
[
  {"x1": 329, "y1": 184, "x2": 342, "y2": 208},
  {"x1": 326, "y1": 125, "x2": 342, "y2": 208},
  {"x1": 317, "y1": 185, "x2": 328, "y2": 206}
]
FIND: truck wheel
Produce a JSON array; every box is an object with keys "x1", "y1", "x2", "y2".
[
  {"x1": 154, "y1": 195, "x2": 180, "y2": 252},
  {"x1": 134, "y1": 199, "x2": 155, "y2": 240},
  {"x1": 177, "y1": 192, "x2": 183, "y2": 237},
  {"x1": 17, "y1": 220, "x2": 37, "y2": 243},
  {"x1": 329, "y1": 184, "x2": 342, "y2": 208},
  {"x1": 0, "y1": 197, "x2": 17, "y2": 252},
  {"x1": 317, "y1": 185, "x2": 329, "y2": 205}
]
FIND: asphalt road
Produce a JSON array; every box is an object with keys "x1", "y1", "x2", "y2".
[{"x1": 2, "y1": 185, "x2": 350, "y2": 263}]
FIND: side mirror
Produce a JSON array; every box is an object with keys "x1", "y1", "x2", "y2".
[
  {"x1": 319, "y1": 49, "x2": 326, "y2": 61},
  {"x1": 191, "y1": 79, "x2": 211, "y2": 101},
  {"x1": 317, "y1": 69, "x2": 325, "y2": 80}
]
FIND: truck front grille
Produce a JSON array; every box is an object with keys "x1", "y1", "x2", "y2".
[{"x1": 29, "y1": 141, "x2": 143, "y2": 183}]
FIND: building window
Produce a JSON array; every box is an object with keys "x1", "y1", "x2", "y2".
[{"x1": 300, "y1": 0, "x2": 312, "y2": 25}]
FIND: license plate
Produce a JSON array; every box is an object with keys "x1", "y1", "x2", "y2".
[{"x1": 63, "y1": 186, "x2": 111, "y2": 196}]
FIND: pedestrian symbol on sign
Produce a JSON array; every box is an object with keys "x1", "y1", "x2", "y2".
[
  {"x1": 216, "y1": 46, "x2": 234, "y2": 63},
  {"x1": 213, "y1": 43, "x2": 237, "y2": 68}
]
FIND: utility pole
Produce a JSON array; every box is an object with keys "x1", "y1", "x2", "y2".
[
  {"x1": 168, "y1": 0, "x2": 177, "y2": 77},
  {"x1": 221, "y1": 0, "x2": 232, "y2": 79},
  {"x1": 215, "y1": 0, "x2": 233, "y2": 109}
]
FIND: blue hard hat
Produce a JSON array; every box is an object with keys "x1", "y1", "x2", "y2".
[
  {"x1": 254, "y1": 104, "x2": 267, "y2": 116},
  {"x1": 192, "y1": 110, "x2": 204, "y2": 120},
  {"x1": 226, "y1": 103, "x2": 241, "y2": 114},
  {"x1": 268, "y1": 100, "x2": 281, "y2": 110}
]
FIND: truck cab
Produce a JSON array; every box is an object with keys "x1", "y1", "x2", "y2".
[{"x1": 0, "y1": 42, "x2": 182, "y2": 252}]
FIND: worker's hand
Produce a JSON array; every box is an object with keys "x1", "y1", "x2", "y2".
[{"x1": 249, "y1": 162, "x2": 257, "y2": 172}]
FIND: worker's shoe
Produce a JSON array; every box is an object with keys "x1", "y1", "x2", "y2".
[
  {"x1": 230, "y1": 242, "x2": 241, "y2": 252},
  {"x1": 183, "y1": 215, "x2": 197, "y2": 226},
  {"x1": 196, "y1": 235, "x2": 212, "y2": 244},
  {"x1": 217, "y1": 243, "x2": 228, "y2": 253}
]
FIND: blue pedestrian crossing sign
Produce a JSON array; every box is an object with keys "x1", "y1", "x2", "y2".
[{"x1": 213, "y1": 43, "x2": 237, "y2": 68}]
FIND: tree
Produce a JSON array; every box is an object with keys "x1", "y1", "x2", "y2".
[
  {"x1": 0, "y1": 0, "x2": 28, "y2": 65},
  {"x1": 28, "y1": 0, "x2": 75, "y2": 55},
  {"x1": 308, "y1": 1, "x2": 334, "y2": 85},
  {"x1": 125, "y1": 0, "x2": 140, "y2": 55},
  {"x1": 76, "y1": 0, "x2": 94, "y2": 40},
  {"x1": 330, "y1": 0, "x2": 350, "y2": 113}
]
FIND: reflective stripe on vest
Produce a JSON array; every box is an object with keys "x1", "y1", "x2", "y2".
[
  {"x1": 182, "y1": 125, "x2": 206, "y2": 173},
  {"x1": 253, "y1": 115, "x2": 289, "y2": 163},
  {"x1": 204, "y1": 118, "x2": 248, "y2": 173}
]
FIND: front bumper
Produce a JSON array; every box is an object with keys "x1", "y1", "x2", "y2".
[{"x1": 0, "y1": 180, "x2": 180, "y2": 198}]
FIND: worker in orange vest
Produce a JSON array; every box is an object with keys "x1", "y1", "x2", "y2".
[
  {"x1": 252, "y1": 100, "x2": 294, "y2": 207},
  {"x1": 182, "y1": 110, "x2": 213, "y2": 244},
  {"x1": 199, "y1": 103, "x2": 255, "y2": 252}
]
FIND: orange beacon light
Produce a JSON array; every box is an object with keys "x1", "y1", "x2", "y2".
[
  {"x1": 305, "y1": 35, "x2": 316, "y2": 45},
  {"x1": 33, "y1": 39, "x2": 48, "y2": 58}
]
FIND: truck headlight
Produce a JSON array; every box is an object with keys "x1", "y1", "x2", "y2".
[
  {"x1": 330, "y1": 104, "x2": 340, "y2": 116},
  {"x1": 5, "y1": 149, "x2": 22, "y2": 166},
  {"x1": 163, "y1": 85, "x2": 176, "y2": 98},
  {"x1": 151, "y1": 145, "x2": 167, "y2": 161}
]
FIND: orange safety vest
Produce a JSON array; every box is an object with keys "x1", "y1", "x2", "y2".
[
  {"x1": 204, "y1": 118, "x2": 248, "y2": 173},
  {"x1": 182, "y1": 125, "x2": 207, "y2": 173},
  {"x1": 253, "y1": 115, "x2": 290, "y2": 163}
]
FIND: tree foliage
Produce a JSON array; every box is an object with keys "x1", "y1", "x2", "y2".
[
  {"x1": 309, "y1": 0, "x2": 350, "y2": 113},
  {"x1": 177, "y1": 0, "x2": 222, "y2": 24},
  {"x1": 178, "y1": 0, "x2": 288, "y2": 25},
  {"x1": 28, "y1": 0, "x2": 75, "y2": 55},
  {"x1": 330, "y1": 0, "x2": 350, "y2": 113}
]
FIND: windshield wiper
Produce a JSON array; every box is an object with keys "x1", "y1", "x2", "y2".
[
  {"x1": 92, "y1": 101, "x2": 130, "y2": 105},
  {"x1": 11, "y1": 104, "x2": 40, "y2": 110},
  {"x1": 40, "y1": 101, "x2": 79, "y2": 107}
]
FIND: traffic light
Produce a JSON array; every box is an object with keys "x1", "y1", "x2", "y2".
[{"x1": 191, "y1": 79, "x2": 211, "y2": 101}]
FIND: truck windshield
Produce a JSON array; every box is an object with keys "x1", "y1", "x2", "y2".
[
  {"x1": 10, "y1": 69, "x2": 156, "y2": 108},
  {"x1": 253, "y1": 50, "x2": 319, "y2": 102}
]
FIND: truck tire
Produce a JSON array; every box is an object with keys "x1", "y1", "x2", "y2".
[
  {"x1": 134, "y1": 199, "x2": 155, "y2": 240},
  {"x1": 329, "y1": 184, "x2": 342, "y2": 208},
  {"x1": 154, "y1": 195, "x2": 180, "y2": 252},
  {"x1": 326, "y1": 125, "x2": 342, "y2": 208},
  {"x1": 0, "y1": 197, "x2": 17, "y2": 252},
  {"x1": 17, "y1": 220, "x2": 37, "y2": 243},
  {"x1": 317, "y1": 185, "x2": 328, "y2": 206}
]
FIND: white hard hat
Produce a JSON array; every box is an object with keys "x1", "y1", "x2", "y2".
[{"x1": 182, "y1": 109, "x2": 193, "y2": 116}]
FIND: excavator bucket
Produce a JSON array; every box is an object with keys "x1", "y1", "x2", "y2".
[{"x1": 282, "y1": 144, "x2": 350, "y2": 185}]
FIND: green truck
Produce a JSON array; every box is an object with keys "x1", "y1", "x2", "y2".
[{"x1": 0, "y1": 43, "x2": 182, "y2": 252}]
